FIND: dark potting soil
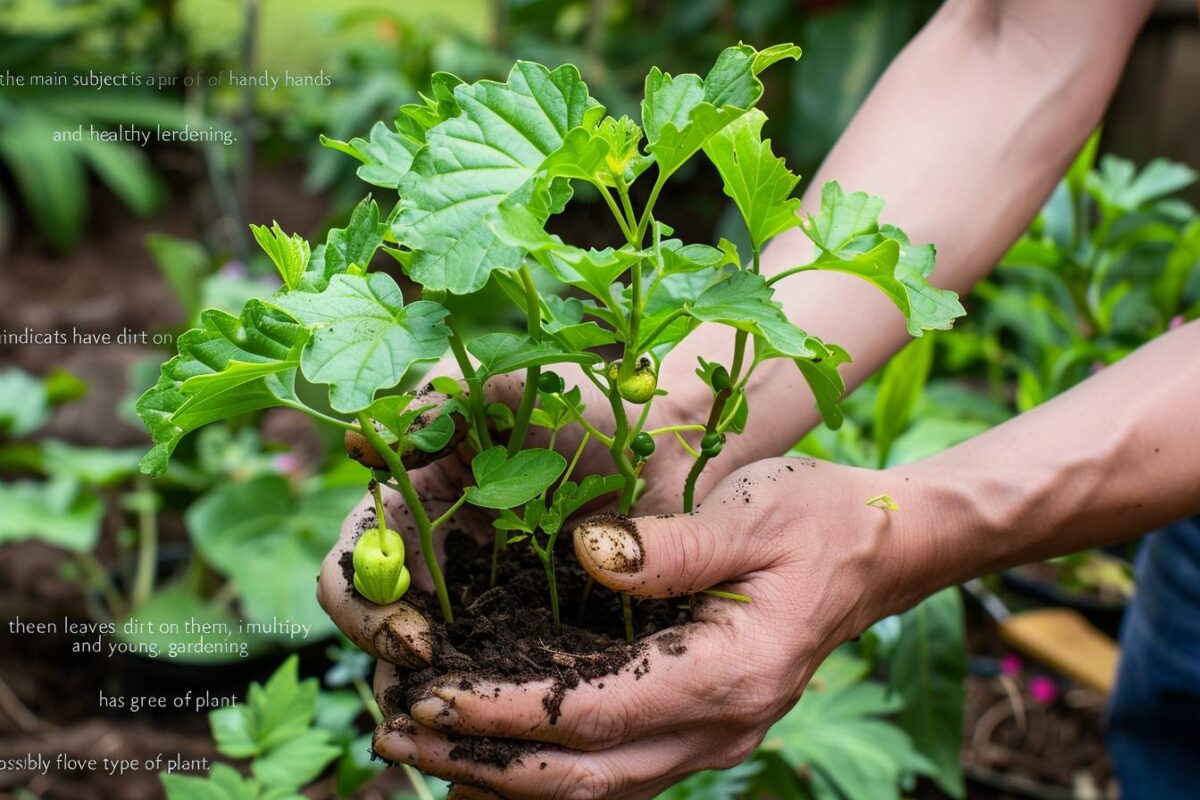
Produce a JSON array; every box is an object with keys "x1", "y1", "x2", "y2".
[{"x1": 364, "y1": 527, "x2": 693, "y2": 769}]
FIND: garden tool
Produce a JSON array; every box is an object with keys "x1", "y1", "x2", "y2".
[{"x1": 963, "y1": 580, "x2": 1120, "y2": 695}]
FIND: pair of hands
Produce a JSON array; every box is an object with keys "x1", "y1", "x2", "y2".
[{"x1": 317, "y1": 373, "x2": 912, "y2": 799}]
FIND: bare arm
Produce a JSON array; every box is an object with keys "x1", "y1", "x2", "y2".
[
  {"x1": 660, "y1": 0, "x2": 1156, "y2": 489},
  {"x1": 885, "y1": 320, "x2": 1200, "y2": 612}
]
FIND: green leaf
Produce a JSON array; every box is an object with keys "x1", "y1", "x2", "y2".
[
  {"x1": 793, "y1": 341, "x2": 852, "y2": 430},
  {"x1": 467, "y1": 332, "x2": 600, "y2": 379},
  {"x1": 186, "y1": 476, "x2": 361, "y2": 637},
  {"x1": 322, "y1": 196, "x2": 387, "y2": 281},
  {"x1": 466, "y1": 446, "x2": 566, "y2": 510},
  {"x1": 763, "y1": 649, "x2": 934, "y2": 800},
  {"x1": 888, "y1": 588, "x2": 967, "y2": 798},
  {"x1": 251, "y1": 729, "x2": 340, "y2": 791},
  {"x1": 803, "y1": 183, "x2": 965, "y2": 335},
  {"x1": 642, "y1": 43, "x2": 801, "y2": 179},
  {"x1": 145, "y1": 233, "x2": 209, "y2": 323},
  {"x1": 872, "y1": 335, "x2": 934, "y2": 468},
  {"x1": 396, "y1": 61, "x2": 604, "y2": 294},
  {"x1": 0, "y1": 368, "x2": 50, "y2": 437},
  {"x1": 41, "y1": 440, "x2": 143, "y2": 487},
  {"x1": 209, "y1": 655, "x2": 319, "y2": 758},
  {"x1": 115, "y1": 582, "x2": 273, "y2": 664},
  {"x1": 250, "y1": 221, "x2": 311, "y2": 291},
  {"x1": 688, "y1": 272, "x2": 823, "y2": 358},
  {"x1": 321, "y1": 121, "x2": 421, "y2": 189},
  {"x1": 161, "y1": 763, "x2": 262, "y2": 800},
  {"x1": 406, "y1": 413, "x2": 456, "y2": 453},
  {"x1": 657, "y1": 760, "x2": 763, "y2": 800},
  {"x1": 136, "y1": 300, "x2": 305, "y2": 477},
  {"x1": 804, "y1": 181, "x2": 885, "y2": 253},
  {"x1": 1088, "y1": 154, "x2": 1198, "y2": 212},
  {"x1": 703, "y1": 108, "x2": 801, "y2": 249},
  {"x1": 541, "y1": 474, "x2": 625, "y2": 536},
  {"x1": 0, "y1": 478, "x2": 103, "y2": 552},
  {"x1": 277, "y1": 273, "x2": 449, "y2": 413}
]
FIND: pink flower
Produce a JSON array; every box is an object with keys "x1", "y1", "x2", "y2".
[
  {"x1": 219, "y1": 260, "x2": 247, "y2": 279},
  {"x1": 1029, "y1": 675, "x2": 1059, "y2": 705},
  {"x1": 1089, "y1": 361, "x2": 1105, "y2": 376},
  {"x1": 272, "y1": 452, "x2": 299, "y2": 474},
  {"x1": 1169, "y1": 315, "x2": 1184, "y2": 331},
  {"x1": 1000, "y1": 654, "x2": 1023, "y2": 677}
]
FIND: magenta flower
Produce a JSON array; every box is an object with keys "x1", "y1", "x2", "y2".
[
  {"x1": 1000, "y1": 654, "x2": 1023, "y2": 677},
  {"x1": 1029, "y1": 675, "x2": 1059, "y2": 705}
]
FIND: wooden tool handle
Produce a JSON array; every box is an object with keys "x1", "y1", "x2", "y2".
[{"x1": 999, "y1": 607, "x2": 1119, "y2": 694}]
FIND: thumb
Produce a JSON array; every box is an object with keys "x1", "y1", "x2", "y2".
[{"x1": 571, "y1": 497, "x2": 776, "y2": 598}]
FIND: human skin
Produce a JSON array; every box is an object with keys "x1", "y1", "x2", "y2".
[{"x1": 320, "y1": 0, "x2": 1177, "y2": 795}]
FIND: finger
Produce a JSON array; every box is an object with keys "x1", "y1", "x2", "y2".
[
  {"x1": 317, "y1": 493, "x2": 434, "y2": 668},
  {"x1": 407, "y1": 623, "x2": 743, "y2": 750},
  {"x1": 572, "y1": 465, "x2": 784, "y2": 598},
  {"x1": 447, "y1": 786, "x2": 503, "y2": 800},
  {"x1": 373, "y1": 712, "x2": 697, "y2": 800}
]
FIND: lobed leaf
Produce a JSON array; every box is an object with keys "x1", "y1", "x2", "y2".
[
  {"x1": 642, "y1": 43, "x2": 800, "y2": 179},
  {"x1": 276, "y1": 273, "x2": 450, "y2": 413},
  {"x1": 136, "y1": 300, "x2": 305, "y2": 477},
  {"x1": 703, "y1": 109, "x2": 801, "y2": 249},
  {"x1": 395, "y1": 61, "x2": 604, "y2": 294}
]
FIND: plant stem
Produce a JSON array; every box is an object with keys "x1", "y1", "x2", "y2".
[
  {"x1": 646, "y1": 424, "x2": 707, "y2": 437},
  {"x1": 764, "y1": 262, "x2": 817, "y2": 287},
  {"x1": 560, "y1": 397, "x2": 615, "y2": 447},
  {"x1": 75, "y1": 553, "x2": 125, "y2": 621},
  {"x1": 446, "y1": 319, "x2": 493, "y2": 451},
  {"x1": 357, "y1": 412, "x2": 453, "y2": 623},
  {"x1": 131, "y1": 477, "x2": 157, "y2": 610},
  {"x1": 621, "y1": 594, "x2": 634, "y2": 642},
  {"x1": 429, "y1": 493, "x2": 468, "y2": 532},
  {"x1": 682, "y1": 328, "x2": 749, "y2": 512},
  {"x1": 371, "y1": 480, "x2": 387, "y2": 534},
  {"x1": 508, "y1": 265, "x2": 542, "y2": 456},
  {"x1": 635, "y1": 170, "x2": 668, "y2": 242},
  {"x1": 599, "y1": 185, "x2": 635, "y2": 241},
  {"x1": 540, "y1": 550, "x2": 561, "y2": 627},
  {"x1": 490, "y1": 530, "x2": 506, "y2": 589}
]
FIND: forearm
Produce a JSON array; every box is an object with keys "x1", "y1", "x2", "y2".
[
  {"x1": 883, "y1": 321, "x2": 1200, "y2": 612},
  {"x1": 664, "y1": 0, "x2": 1152, "y2": 474}
]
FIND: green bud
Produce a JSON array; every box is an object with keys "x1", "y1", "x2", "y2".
[
  {"x1": 631, "y1": 431, "x2": 656, "y2": 458},
  {"x1": 700, "y1": 431, "x2": 724, "y2": 457},
  {"x1": 352, "y1": 527, "x2": 412, "y2": 605},
  {"x1": 537, "y1": 371, "x2": 565, "y2": 395},
  {"x1": 709, "y1": 365, "x2": 730, "y2": 393}
]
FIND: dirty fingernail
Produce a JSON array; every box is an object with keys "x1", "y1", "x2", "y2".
[
  {"x1": 411, "y1": 695, "x2": 459, "y2": 729},
  {"x1": 374, "y1": 603, "x2": 433, "y2": 668},
  {"x1": 373, "y1": 717, "x2": 418, "y2": 765},
  {"x1": 574, "y1": 513, "x2": 644, "y2": 574}
]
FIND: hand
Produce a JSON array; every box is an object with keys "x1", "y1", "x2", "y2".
[
  {"x1": 370, "y1": 457, "x2": 921, "y2": 799},
  {"x1": 316, "y1": 362, "x2": 706, "y2": 669}
]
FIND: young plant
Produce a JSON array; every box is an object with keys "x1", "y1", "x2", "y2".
[{"x1": 136, "y1": 44, "x2": 963, "y2": 634}]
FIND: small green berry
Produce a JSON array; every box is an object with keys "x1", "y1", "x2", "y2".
[
  {"x1": 617, "y1": 356, "x2": 657, "y2": 404},
  {"x1": 631, "y1": 431, "x2": 656, "y2": 458},
  {"x1": 537, "y1": 371, "x2": 565, "y2": 395},
  {"x1": 709, "y1": 365, "x2": 730, "y2": 393}
]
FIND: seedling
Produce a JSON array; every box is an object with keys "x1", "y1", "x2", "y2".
[{"x1": 137, "y1": 44, "x2": 963, "y2": 635}]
